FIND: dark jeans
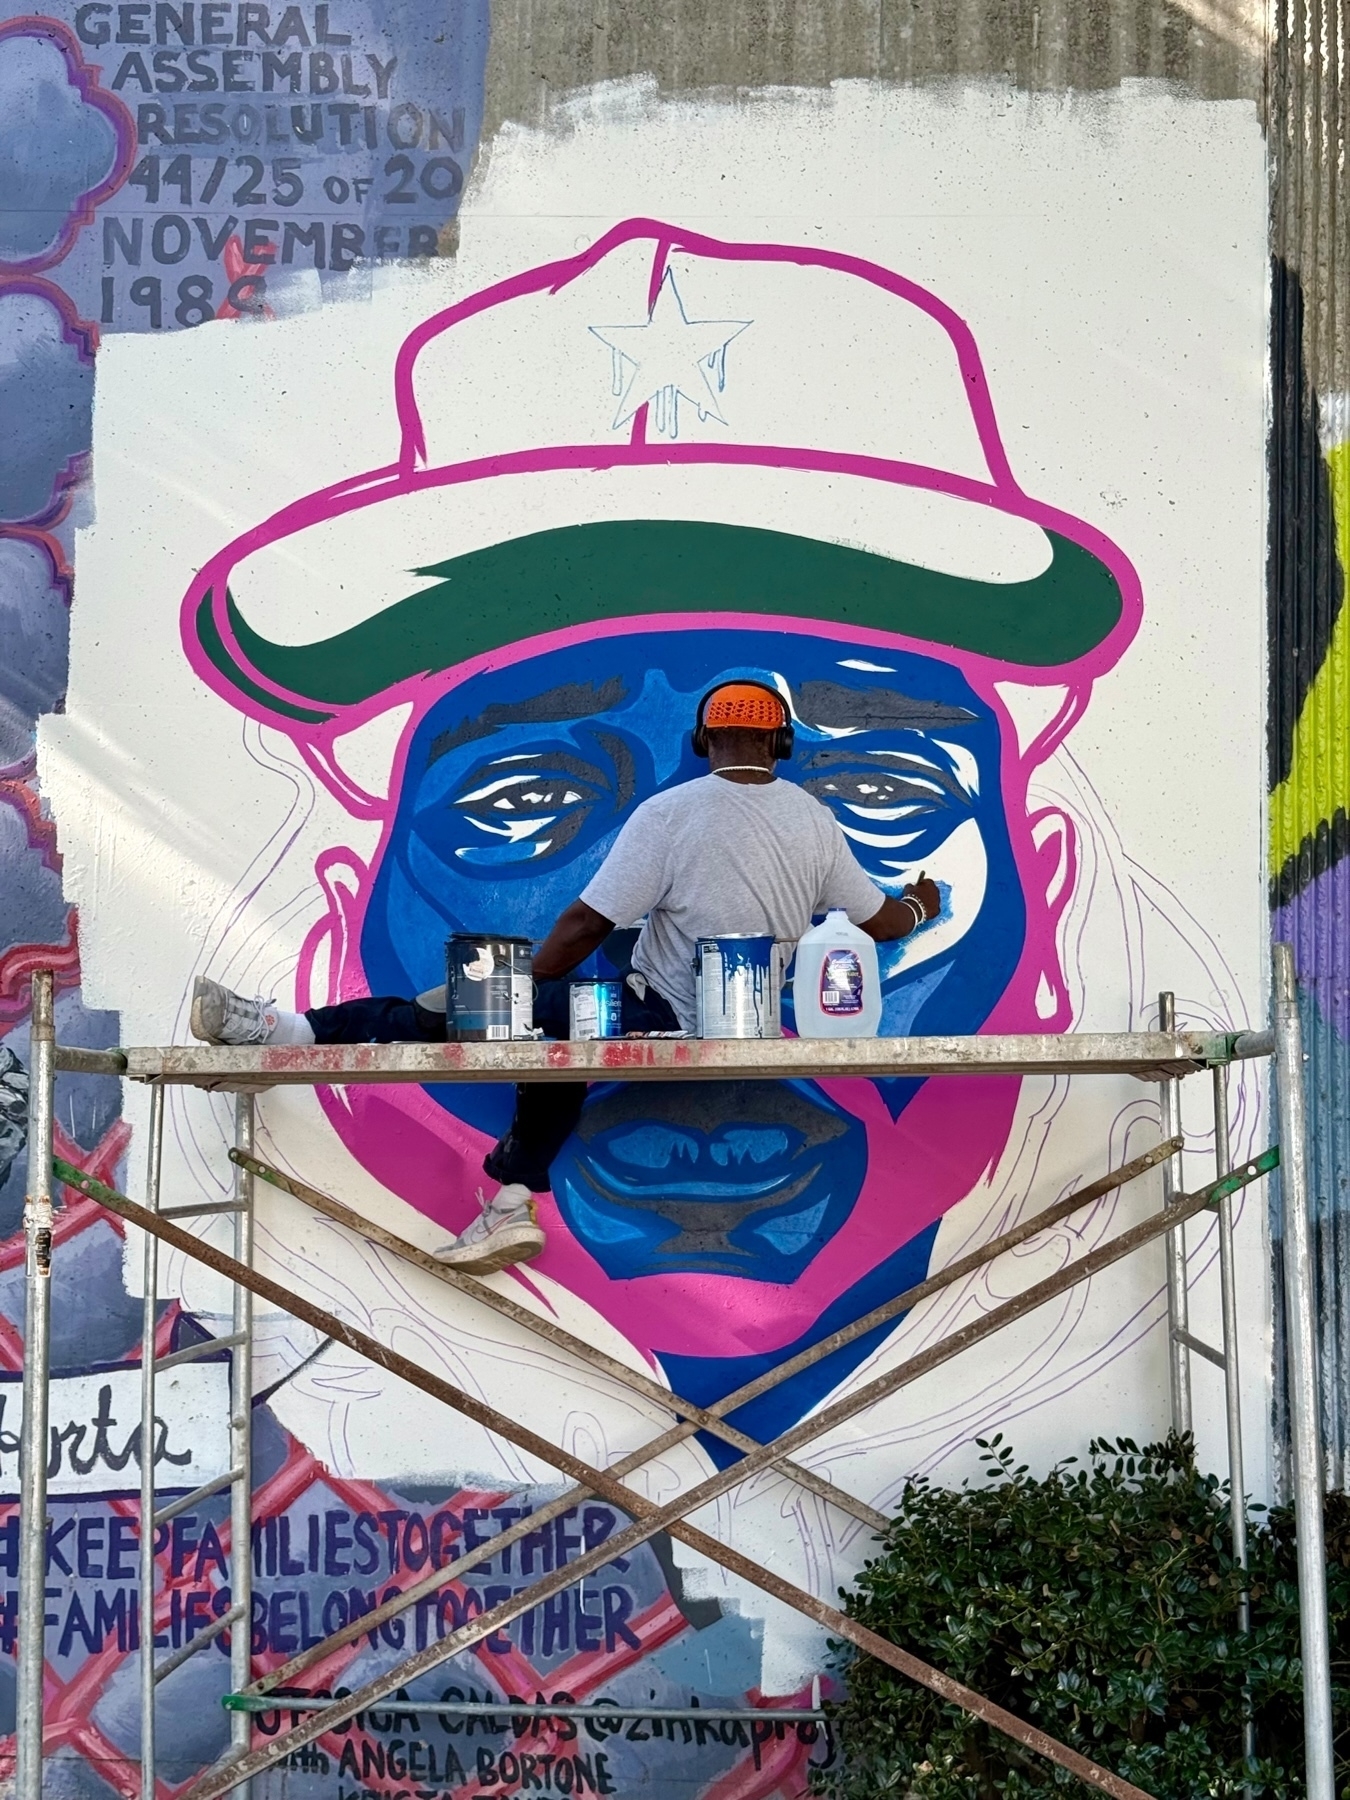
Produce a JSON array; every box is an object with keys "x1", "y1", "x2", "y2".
[{"x1": 305, "y1": 975, "x2": 680, "y2": 1192}]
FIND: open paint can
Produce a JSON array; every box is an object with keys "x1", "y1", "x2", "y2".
[
  {"x1": 445, "y1": 934, "x2": 534, "y2": 1041},
  {"x1": 694, "y1": 935, "x2": 787, "y2": 1039},
  {"x1": 569, "y1": 979, "x2": 623, "y2": 1039}
]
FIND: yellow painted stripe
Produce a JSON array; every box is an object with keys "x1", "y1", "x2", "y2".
[{"x1": 1271, "y1": 438, "x2": 1350, "y2": 873}]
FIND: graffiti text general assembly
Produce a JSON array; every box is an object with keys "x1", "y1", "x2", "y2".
[{"x1": 81, "y1": 0, "x2": 466, "y2": 325}]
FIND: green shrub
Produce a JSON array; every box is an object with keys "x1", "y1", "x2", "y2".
[{"x1": 814, "y1": 1434, "x2": 1349, "y2": 1799}]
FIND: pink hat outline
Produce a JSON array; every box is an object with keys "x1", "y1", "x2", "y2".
[{"x1": 182, "y1": 216, "x2": 1142, "y2": 738}]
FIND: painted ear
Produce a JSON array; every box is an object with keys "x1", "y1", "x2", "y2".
[
  {"x1": 299, "y1": 847, "x2": 370, "y2": 1014},
  {"x1": 1028, "y1": 806, "x2": 1077, "y2": 1026},
  {"x1": 1030, "y1": 806, "x2": 1076, "y2": 914}
]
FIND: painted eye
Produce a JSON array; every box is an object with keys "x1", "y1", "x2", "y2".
[
  {"x1": 800, "y1": 746, "x2": 968, "y2": 820},
  {"x1": 440, "y1": 732, "x2": 638, "y2": 865},
  {"x1": 457, "y1": 772, "x2": 599, "y2": 814},
  {"x1": 448, "y1": 769, "x2": 602, "y2": 857},
  {"x1": 803, "y1": 769, "x2": 951, "y2": 812}
]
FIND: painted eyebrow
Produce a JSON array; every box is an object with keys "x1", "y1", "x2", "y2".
[
  {"x1": 803, "y1": 747, "x2": 949, "y2": 773},
  {"x1": 802, "y1": 748, "x2": 967, "y2": 801},
  {"x1": 790, "y1": 680, "x2": 977, "y2": 731},
  {"x1": 865, "y1": 749, "x2": 944, "y2": 771},
  {"x1": 427, "y1": 677, "x2": 629, "y2": 766}
]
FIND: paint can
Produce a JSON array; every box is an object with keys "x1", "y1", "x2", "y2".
[
  {"x1": 445, "y1": 934, "x2": 534, "y2": 1041},
  {"x1": 694, "y1": 936, "x2": 786, "y2": 1039},
  {"x1": 569, "y1": 979, "x2": 624, "y2": 1039}
]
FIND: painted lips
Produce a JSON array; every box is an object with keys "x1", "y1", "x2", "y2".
[{"x1": 555, "y1": 1080, "x2": 867, "y2": 1281}]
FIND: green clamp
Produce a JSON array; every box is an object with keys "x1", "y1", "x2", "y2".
[{"x1": 1203, "y1": 1143, "x2": 1279, "y2": 1209}]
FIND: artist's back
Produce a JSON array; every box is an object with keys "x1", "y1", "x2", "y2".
[{"x1": 581, "y1": 775, "x2": 882, "y2": 1027}]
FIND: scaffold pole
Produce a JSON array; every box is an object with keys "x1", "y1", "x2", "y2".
[
  {"x1": 228, "y1": 1096, "x2": 255, "y2": 1792},
  {"x1": 15, "y1": 970, "x2": 54, "y2": 1800},
  {"x1": 1272, "y1": 942, "x2": 1335, "y2": 1800},
  {"x1": 138, "y1": 1083, "x2": 164, "y2": 1800}
]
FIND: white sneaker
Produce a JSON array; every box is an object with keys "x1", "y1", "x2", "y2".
[
  {"x1": 435, "y1": 1184, "x2": 545, "y2": 1274},
  {"x1": 191, "y1": 977, "x2": 278, "y2": 1046}
]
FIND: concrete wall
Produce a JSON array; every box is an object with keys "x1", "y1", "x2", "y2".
[{"x1": 480, "y1": 0, "x2": 1262, "y2": 126}]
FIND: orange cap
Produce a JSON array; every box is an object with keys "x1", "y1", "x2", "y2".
[{"x1": 703, "y1": 683, "x2": 787, "y2": 731}]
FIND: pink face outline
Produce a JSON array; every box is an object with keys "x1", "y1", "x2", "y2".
[
  {"x1": 178, "y1": 220, "x2": 1140, "y2": 1366},
  {"x1": 286, "y1": 613, "x2": 1075, "y2": 1362}
]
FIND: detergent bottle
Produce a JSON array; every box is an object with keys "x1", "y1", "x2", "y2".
[{"x1": 793, "y1": 910, "x2": 882, "y2": 1038}]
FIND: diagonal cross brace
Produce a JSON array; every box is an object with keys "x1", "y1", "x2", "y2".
[
  {"x1": 226, "y1": 1136, "x2": 1181, "y2": 1691},
  {"x1": 56, "y1": 1148, "x2": 1274, "y2": 1799},
  {"x1": 230, "y1": 1148, "x2": 889, "y2": 1536},
  {"x1": 229, "y1": 1132, "x2": 1182, "y2": 1564}
]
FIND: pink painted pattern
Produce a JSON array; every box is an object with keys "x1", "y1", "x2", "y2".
[{"x1": 0, "y1": 18, "x2": 135, "y2": 276}]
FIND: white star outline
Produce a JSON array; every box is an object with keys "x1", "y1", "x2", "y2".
[{"x1": 589, "y1": 268, "x2": 751, "y2": 440}]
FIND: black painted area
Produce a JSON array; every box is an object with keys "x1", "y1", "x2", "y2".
[
  {"x1": 1271, "y1": 806, "x2": 1350, "y2": 908},
  {"x1": 1267, "y1": 257, "x2": 1345, "y2": 808}
]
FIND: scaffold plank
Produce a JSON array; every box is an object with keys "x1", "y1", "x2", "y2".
[
  {"x1": 123, "y1": 1029, "x2": 1225, "y2": 1088},
  {"x1": 53, "y1": 1045, "x2": 128, "y2": 1076}
]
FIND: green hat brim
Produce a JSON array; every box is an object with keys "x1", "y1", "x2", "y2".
[{"x1": 200, "y1": 518, "x2": 1124, "y2": 725}]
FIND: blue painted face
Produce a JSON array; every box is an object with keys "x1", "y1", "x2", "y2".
[{"x1": 362, "y1": 628, "x2": 1026, "y2": 1290}]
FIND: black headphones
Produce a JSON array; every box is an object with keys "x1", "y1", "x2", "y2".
[{"x1": 691, "y1": 680, "x2": 795, "y2": 763}]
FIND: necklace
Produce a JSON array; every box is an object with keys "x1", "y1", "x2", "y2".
[{"x1": 713, "y1": 766, "x2": 775, "y2": 779}]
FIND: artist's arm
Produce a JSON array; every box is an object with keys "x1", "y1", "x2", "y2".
[
  {"x1": 859, "y1": 877, "x2": 942, "y2": 944},
  {"x1": 546, "y1": 800, "x2": 667, "y2": 981},
  {"x1": 533, "y1": 899, "x2": 616, "y2": 980}
]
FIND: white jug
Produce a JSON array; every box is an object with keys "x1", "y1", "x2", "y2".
[{"x1": 793, "y1": 910, "x2": 882, "y2": 1038}]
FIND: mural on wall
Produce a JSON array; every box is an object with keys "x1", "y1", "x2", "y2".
[
  {"x1": 3, "y1": 4, "x2": 486, "y2": 331},
  {"x1": 1268, "y1": 258, "x2": 1350, "y2": 1492},
  {"x1": 8, "y1": 1458, "x2": 839, "y2": 1794},
  {"x1": 8, "y1": 65, "x2": 1269, "y2": 1799},
  {"x1": 182, "y1": 219, "x2": 1142, "y2": 1442}
]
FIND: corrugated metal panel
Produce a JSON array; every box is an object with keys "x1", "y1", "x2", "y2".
[{"x1": 1269, "y1": 0, "x2": 1350, "y2": 1493}]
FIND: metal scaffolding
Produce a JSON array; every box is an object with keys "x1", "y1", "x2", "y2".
[
  {"x1": 13, "y1": 944, "x2": 1336, "y2": 1800},
  {"x1": 133, "y1": 1085, "x2": 256, "y2": 1800}
]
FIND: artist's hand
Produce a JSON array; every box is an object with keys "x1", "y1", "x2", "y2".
[
  {"x1": 904, "y1": 875, "x2": 941, "y2": 924},
  {"x1": 860, "y1": 874, "x2": 941, "y2": 943}
]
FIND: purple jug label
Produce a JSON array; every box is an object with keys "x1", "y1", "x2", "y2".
[{"x1": 820, "y1": 949, "x2": 864, "y2": 1015}]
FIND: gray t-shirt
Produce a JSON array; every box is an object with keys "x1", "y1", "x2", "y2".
[{"x1": 580, "y1": 775, "x2": 884, "y2": 1030}]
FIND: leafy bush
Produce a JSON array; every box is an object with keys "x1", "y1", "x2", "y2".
[{"x1": 815, "y1": 1434, "x2": 1349, "y2": 1799}]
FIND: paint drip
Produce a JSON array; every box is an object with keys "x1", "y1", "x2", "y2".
[{"x1": 694, "y1": 935, "x2": 787, "y2": 1039}]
